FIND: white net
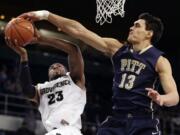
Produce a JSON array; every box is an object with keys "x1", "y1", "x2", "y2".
[{"x1": 96, "y1": 0, "x2": 126, "y2": 25}]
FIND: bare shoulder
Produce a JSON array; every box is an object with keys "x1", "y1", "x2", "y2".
[
  {"x1": 102, "y1": 37, "x2": 124, "y2": 56},
  {"x1": 156, "y1": 56, "x2": 172, "y2": 73}
]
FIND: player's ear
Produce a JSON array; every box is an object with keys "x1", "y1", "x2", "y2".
[{"x1": 147, "y1": 30, "x2": 153, "y2": 38}]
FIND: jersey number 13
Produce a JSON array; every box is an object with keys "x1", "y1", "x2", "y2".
[{"x1": 119, "y1": 73, "x2": 136, "y2": 90}]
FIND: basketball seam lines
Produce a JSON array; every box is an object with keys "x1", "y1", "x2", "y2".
[
  {"x1": 9, "y1": 21, "x2": 20, "y2": 45},
  {"x1": 13, "y1": 21, "x2": 26, "y2": 44},
  {"x1": 16, "y1": 21, "x2": 34, "y2": 34},
  {"x1": 14, "y1": 19, "x2": 34, "y2": 45}
]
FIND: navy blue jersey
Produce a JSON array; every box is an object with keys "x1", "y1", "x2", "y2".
[{"x1": 112, "y1": 45, "x2": 164, "y2": 113}]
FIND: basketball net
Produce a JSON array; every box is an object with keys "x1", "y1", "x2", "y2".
[{"x1": 96, "y1": 0, "x2": 126, "y2": 25}]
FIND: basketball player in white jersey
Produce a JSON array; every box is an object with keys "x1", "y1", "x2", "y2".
[{"x1": 5, "y1": 30, "x2": 86, "y2": 135}]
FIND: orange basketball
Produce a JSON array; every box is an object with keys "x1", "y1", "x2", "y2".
[{"x1": 4, "y1": 17, "x2": 34, "y2": 47}]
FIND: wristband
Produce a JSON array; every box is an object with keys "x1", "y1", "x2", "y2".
[{"x1": 34, "y1": 10, "x2": 50, "y2": 20}]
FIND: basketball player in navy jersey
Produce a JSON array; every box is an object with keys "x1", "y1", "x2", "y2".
[
  {"x1": 5, "y1": 30, "x2": 86, "y2": 135},
  {"x1": 19, "y1": 11, "x2": 179, "y2": 135}
]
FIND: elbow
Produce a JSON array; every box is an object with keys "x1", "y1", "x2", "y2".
[
  {"x1": 173, "y1": 91, "x2": 179, "y2": 106},
  {"x1": 175, "y1": 94, "x2": 180, "y2": 105},
  {"x1": 163, "y1": 92, "x2": 179, "y2": 107},
  {"x1": 170, "y1": 93, "x2": 179, "y2": 106}
]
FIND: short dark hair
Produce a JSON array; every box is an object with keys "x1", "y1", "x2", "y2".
[
  {"x1": 48, "y1": 63, "x2": 67, "y2": 71},
  {"x1": 138, "y1": 12, "x2": 164, "y2": 44}
]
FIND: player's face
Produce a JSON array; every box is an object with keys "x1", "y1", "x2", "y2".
[
  {"x1": 48, "y1": 63, "x2": 67, "y2": 81},
  {"x1": 127, "y1": 19, "x2": 151, "y2": 44}
]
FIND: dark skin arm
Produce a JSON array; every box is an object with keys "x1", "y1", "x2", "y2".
[
  {"x1": 5, "y1": 36, "x2": 39, "y2": 103},
  {"x1": 36, "y1": 33, "x2": 85, "y2": 89}
]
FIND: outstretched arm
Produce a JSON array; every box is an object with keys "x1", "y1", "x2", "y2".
[
  {"x1": 47, "y1": 13, "x2": 123, "y2": 56},
  {"x1": 147, "y1": 56, "x2": 179, "y2": 107},
  {"x1": 37, "y1": 34, "x2": 85, "y2": 89},
  {"x1": 19, "y1": 10, "x2": 123, "y2": 57}
]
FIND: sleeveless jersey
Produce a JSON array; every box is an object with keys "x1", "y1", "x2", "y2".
[
  {"x1": 37, "y1": 73, "x2": 86, "y2": 132},
  {"x1": 112, "y1": 45, "x2": 164, "y2": 113}
]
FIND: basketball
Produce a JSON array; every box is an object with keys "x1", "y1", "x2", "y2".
[{"x1": 4, "y1": 17, "x2": 34, "y2": 47}]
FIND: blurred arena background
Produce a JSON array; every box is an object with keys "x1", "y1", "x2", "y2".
[{"x1": 0, "y1": 0, "x2": 179, "y2": 135}]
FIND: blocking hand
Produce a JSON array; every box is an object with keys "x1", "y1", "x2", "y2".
[{"x1": 146, "y1": 88, "x2": 164, "y2": 106}]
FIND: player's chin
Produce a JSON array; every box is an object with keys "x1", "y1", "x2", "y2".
[
  {"x1": 49, "y1": 73, "x2": 64, "y2": 81},
  {"x1": 127, "y1": 38, "x2": 137, "y2": 45},
  {"x1": 127, "y1": 37, "x2": 133, "y2": 43}
]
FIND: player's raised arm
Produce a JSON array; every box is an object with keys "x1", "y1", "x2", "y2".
[
  {"x1": 4, "y1": 38, "x2": 39, "y2": 103},
  {"x1": 35, "y1": 33, "x2": 85, "y2": 89},
  {"x1": 19, "y1": 10, "x2": 123, "y2": 57}
]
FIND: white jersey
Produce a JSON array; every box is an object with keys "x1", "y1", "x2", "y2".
[{"x1": 37, "y1": 73, "x2": 86, "y2": 132}]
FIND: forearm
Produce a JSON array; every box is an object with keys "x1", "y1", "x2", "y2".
[
  {"x1": 38, "y1": 35, "x2": 76, "y2": 54},
  {"x1": 161, "y1": 92, "x2": 179, "y2": 107},
  {"x1": 48, "y1": 13, "x2": 78, "y2": 36},
  {"x1": 20, "y1": 61, "x2": 36, "y2": 99},
  {"x1": 33, "y1": 10, "x2": 79, "y2": 37},
  {"x1": 48, "y1": 12, "x2": 67, "y2": 28}
]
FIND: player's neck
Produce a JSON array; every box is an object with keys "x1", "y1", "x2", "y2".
[
  {"x1": 132, "y1": 42, "x2": 151, "y2": 52},
  {"x1": 49, "y1": 74, "x2": 66, "y2": 81}
]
